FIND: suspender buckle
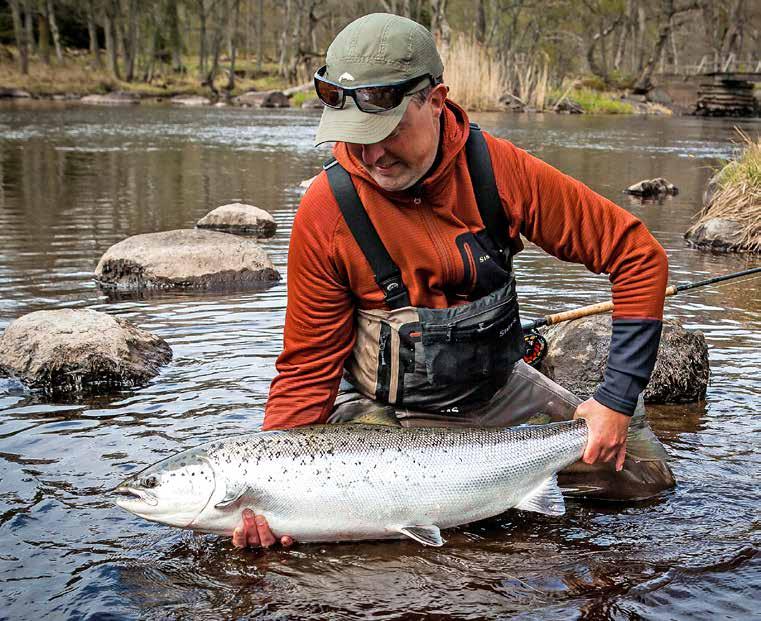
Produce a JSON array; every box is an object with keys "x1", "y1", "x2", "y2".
[{"x1": 378, "y1": 274, "x2": 410, "y2": 308}]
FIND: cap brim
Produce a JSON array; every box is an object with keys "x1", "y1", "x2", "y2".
[{"x1": 314, "y1": 96, "x2": 411, "y2": 147}]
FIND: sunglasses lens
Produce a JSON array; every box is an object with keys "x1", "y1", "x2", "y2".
[
  {"x1": 354, "y1": 86, "x2": 403, "y2": 112},
  {"x1": 315, "y1": 79, "x2": 343, "y2": 108}
]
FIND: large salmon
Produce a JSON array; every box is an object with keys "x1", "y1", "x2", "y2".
[{"x1": 115, "y1": 421, "x2": 588, "y2": 546}]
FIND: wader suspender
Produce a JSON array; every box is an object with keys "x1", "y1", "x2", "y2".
[{"x1": 324, "y1": 123, "x2": 507, "y2": 310}]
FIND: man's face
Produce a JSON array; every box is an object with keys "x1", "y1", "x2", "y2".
[{"x1": 346, "y1": 85, "x2": 447, "y2": 192}]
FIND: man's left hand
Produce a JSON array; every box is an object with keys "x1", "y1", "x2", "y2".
[{"x1": 573, "y1": 398, "x2": 630, "y2": 471}]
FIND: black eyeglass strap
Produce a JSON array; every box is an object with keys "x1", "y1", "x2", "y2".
[{"x1": 324, "y1": 158, "x2": 411, "y2": 309}]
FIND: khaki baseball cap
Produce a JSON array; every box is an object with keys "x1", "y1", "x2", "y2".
[{"x1": 314, "y1": 13, "x2": 444, "y2": 147}]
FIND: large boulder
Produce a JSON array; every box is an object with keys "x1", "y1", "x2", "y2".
[
  {"x1": 624, "y1": 177, "x2": 679, "y2": 197},
  {"x1": 0, "y1": 309, "x2": 172, "y2": 395},
  {"x1": 196, "y1": 203, "x2": 277, "y2": 237},
  {"x1": 94, "y1": 229, "x2": 280, "y2": 290},
  {"x1": 538, "y1": 315, "x2": 709, "y2": 404},
  {"x1": 684, "y1": 217, "x2": 745, "y2": 252},
  {"x1": 80, "y1": 92, "x2": 140, "y2": 105},
  {"x1": 233, "y1": 90, "x2": 290, "y2": 108}
]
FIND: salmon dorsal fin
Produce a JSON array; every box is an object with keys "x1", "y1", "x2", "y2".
[
  {"x1": 399, "y1": 525, "x2": 445, "y2": 547},
  {"x1": 515, "y1": 474, "x2": 566, "y2": 516}
]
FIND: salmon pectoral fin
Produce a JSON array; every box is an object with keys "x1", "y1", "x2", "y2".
[
  {"x1": 214, "y1": 484, "x2": 254, "y2": 510},
  {"x1": 515, "y1": 474, "x2": 566, "y2": 516},
  {"x1": 399, "y1": 525, "x2": 445, "y2": 547}
]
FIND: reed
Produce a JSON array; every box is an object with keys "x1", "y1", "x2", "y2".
[
  {"x1": 687, "y1": 131, "x2": 761, "y2": 252},
  {"x1": 441, "y1": 35, "x2": 507, "y2": 111}
]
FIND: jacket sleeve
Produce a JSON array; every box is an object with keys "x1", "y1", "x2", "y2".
[
  {"x1": 486, "y1": 135, "x2": 668, "y2": 415},
  {"x1": 262, "y1": 175, "x2": 356, "y2": 430}
]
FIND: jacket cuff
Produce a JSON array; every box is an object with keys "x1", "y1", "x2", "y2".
[{"x1": 594, "y1": 318, "x2": 662, "y2": 416}]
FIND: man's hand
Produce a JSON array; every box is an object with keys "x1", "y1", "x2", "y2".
[
  {"x1": 573, "y1": 398, "x2": 631, "y2": 471},
  {"x1": 231, "y1": 509, "x2": 294, "y2": 549}
]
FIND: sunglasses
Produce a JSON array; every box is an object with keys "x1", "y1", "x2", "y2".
[{"x1": 314, "y1": 65, "x2": 440, "y2": 113}]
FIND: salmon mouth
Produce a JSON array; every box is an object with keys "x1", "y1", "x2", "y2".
[{"x1": 114, "y1": 485, "x2": 158, "y2": 507}]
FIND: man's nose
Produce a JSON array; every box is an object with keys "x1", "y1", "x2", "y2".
[{"x1": 361, "y1": 142, "x2": 385, "y2": 166}]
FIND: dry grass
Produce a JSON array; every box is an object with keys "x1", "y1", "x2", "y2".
[
  {"x1": 0, "y1": 49, "x2": 290, "y2": 97},
  {"x1": 688, "y1": 130, "x2": 761, "y2": 252},
  {"x1": 441, "y1": 34, "x2": 507, "y2": 111}
]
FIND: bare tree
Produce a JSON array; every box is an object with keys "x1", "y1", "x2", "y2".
[
  {"x1": 103, "y1": 0, "x2": 122, "y2": 79},
  {"x1": 9, "y1": 0, "x2": 29, "y2": 74},
  {"x1": 46, "y1": 0, "x2": 63, "y2": 62},
  {"x1": 256, "y1": 0, "x2": 263, "y2": 72},
  {"x1": 24, "y1": 0, "x2": 36, "y2": 56},
  {"x1": 225, "y1": 0, "x2": 241, "y2": 92},
  {"x1": 85, "y1": 0, "x2": 103, "y2": 68},
  {"x1": 633, "y1": 0, "x2": 700, "y2": 92},
  {"x1": 38, "y1": 0, "x2": 51, "y2": 65}
]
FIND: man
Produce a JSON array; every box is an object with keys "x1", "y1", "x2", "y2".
[{"x1": 233, "y1": 13, "x2": 674, "y2": 549}]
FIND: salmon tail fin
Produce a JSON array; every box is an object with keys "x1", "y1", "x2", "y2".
[{"x1": 626, "y1": 396, "x2": 670, "y2": 463}]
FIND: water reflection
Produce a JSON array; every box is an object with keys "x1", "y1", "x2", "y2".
[{"x1": 0, "y1": 104, "x2": 759, "y2": 619}]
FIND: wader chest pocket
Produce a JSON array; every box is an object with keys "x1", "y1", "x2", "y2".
[{"x1": 418, "y1": 289, "x2": 523, "y2": 385}]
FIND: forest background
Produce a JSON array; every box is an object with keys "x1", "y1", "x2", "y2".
[{"x1": 0, "y1": 0, "x2": 759, "y2": 112}]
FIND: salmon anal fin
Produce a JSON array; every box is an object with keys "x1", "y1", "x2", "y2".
[
  {"x1": 399, "y1": 525, "x2": 445, "y2": 546},
  {"x1": 515, "y1": 474, "x2": 566, "y2": 516}
]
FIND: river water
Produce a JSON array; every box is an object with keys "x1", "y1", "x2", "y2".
[{"x1": 0, "y1": 103, "x2": 759, "y2": 620}]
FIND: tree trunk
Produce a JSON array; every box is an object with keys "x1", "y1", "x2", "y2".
[
  {"x1": 166, "y1": 0, "x2": 183, "y2": 72},
  {"x1": 429, "y1": 0, "x2": 450, "y2": 51},
  {"x1": 24, "y1": 0, "x2": 35, "y2": 56},
  {"x1": 719, "y1": 0, "x2": 746, "y2": 62},
  {"x1": 86, "y1": 0, "x2": 103, "y2": 68},
  {"x1": 277, "y1": 0, "x2": 292, "y2": 78},
  {"x1": 198, "y1": 0, "x2": 208, "y2": 80},
  {"x1": 9, "y1": 0, "x2": 29, "y2": 74},
  {"x1": 633, "y1": 0, "x2": 674, "y2": 93},
  {"x1": 586, "y1": 17, "x2": 621, "y2": 82},
  {"x1": 103, "y1": 2, "x2": 122, "y2": 80},
  {"x1": 226, "y1": 0, "x2": 241, "y2": 92},
  {"x1": 37, "y1": 7, "x2": 50, "y2": 65},
  {"x1": 475, "y1": 0, "x2": 486, "y2": 44},
  {"x1": 120, "y1": 0, "x2": 137, "y2": 82},
  {"x1": 46, "y1": 0, "x2": 63, "y2": 62},
  {"x1": 203, "y1": 0, "x2": 224, "y2": 95},
  {"x1": 256, "y1": 0, "x2": 263, "y2": 72}
]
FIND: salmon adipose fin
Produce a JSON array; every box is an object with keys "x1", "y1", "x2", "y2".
[
  {"x1": 515, "y1": 474, "x2": 566, "y2": 516},
  {"x1": 399, "y1": 525, "x2": 445, "y2": 546}
]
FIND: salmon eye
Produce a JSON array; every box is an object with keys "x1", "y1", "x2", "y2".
[{"x1": 142, "y1": 475, "x2": 159, "y2": 489}]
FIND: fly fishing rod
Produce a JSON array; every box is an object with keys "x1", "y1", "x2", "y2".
[{"x1": 521, "y1": 266, "x2": 761, "y2": 367}]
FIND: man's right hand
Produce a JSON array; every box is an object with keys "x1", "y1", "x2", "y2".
[{"x1": 231, "y1": 509, "x2": 294, "y2": 549}]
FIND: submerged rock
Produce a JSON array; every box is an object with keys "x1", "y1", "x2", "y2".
[
  {"x1": 80, "y1": 92, "x2": 140, "y2": 105},
  {"x1": 624, "y1": 178, "x2": 679, "y2": 197},
  {"x1": 538, "y1": 315, "x2": 708, "y2": 404},
  {"x1": 196, "y1": 203, "x2": 277, "y2": 237},
  {"x1": 233, "y1": 90, "x2": 290, "y2": 108},
  {"x1": 0, "y1": 309, "x2": 172, "y2": 395},
  {"x1": 94, "y1": 229, "x2": 280, "y2": 290}
]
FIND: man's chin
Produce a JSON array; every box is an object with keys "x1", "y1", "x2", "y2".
[{"x1": 370, "y1": 170, "x2": 417, "y2": 192}]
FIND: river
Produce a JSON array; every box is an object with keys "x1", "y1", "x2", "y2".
[{"x1": 0, "y1": 102, "x2": 759, "y2": 620}]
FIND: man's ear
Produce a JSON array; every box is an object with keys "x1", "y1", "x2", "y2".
[{"x1": 429, "y1": 84, "x2": 448, "y2": 118}]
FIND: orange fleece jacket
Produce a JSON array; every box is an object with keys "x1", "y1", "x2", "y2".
[{"x1": 263, "y1": 101, "x2": 668, "y2": 430}]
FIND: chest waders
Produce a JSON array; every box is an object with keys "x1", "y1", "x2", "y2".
[{"x1": 324, "y1": 124, "x2": 526, "y2": 415}]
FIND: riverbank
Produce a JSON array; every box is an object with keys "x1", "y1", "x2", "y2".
[{"x1": 1, "y1": 49, "x2": 674, "y2": 115}]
